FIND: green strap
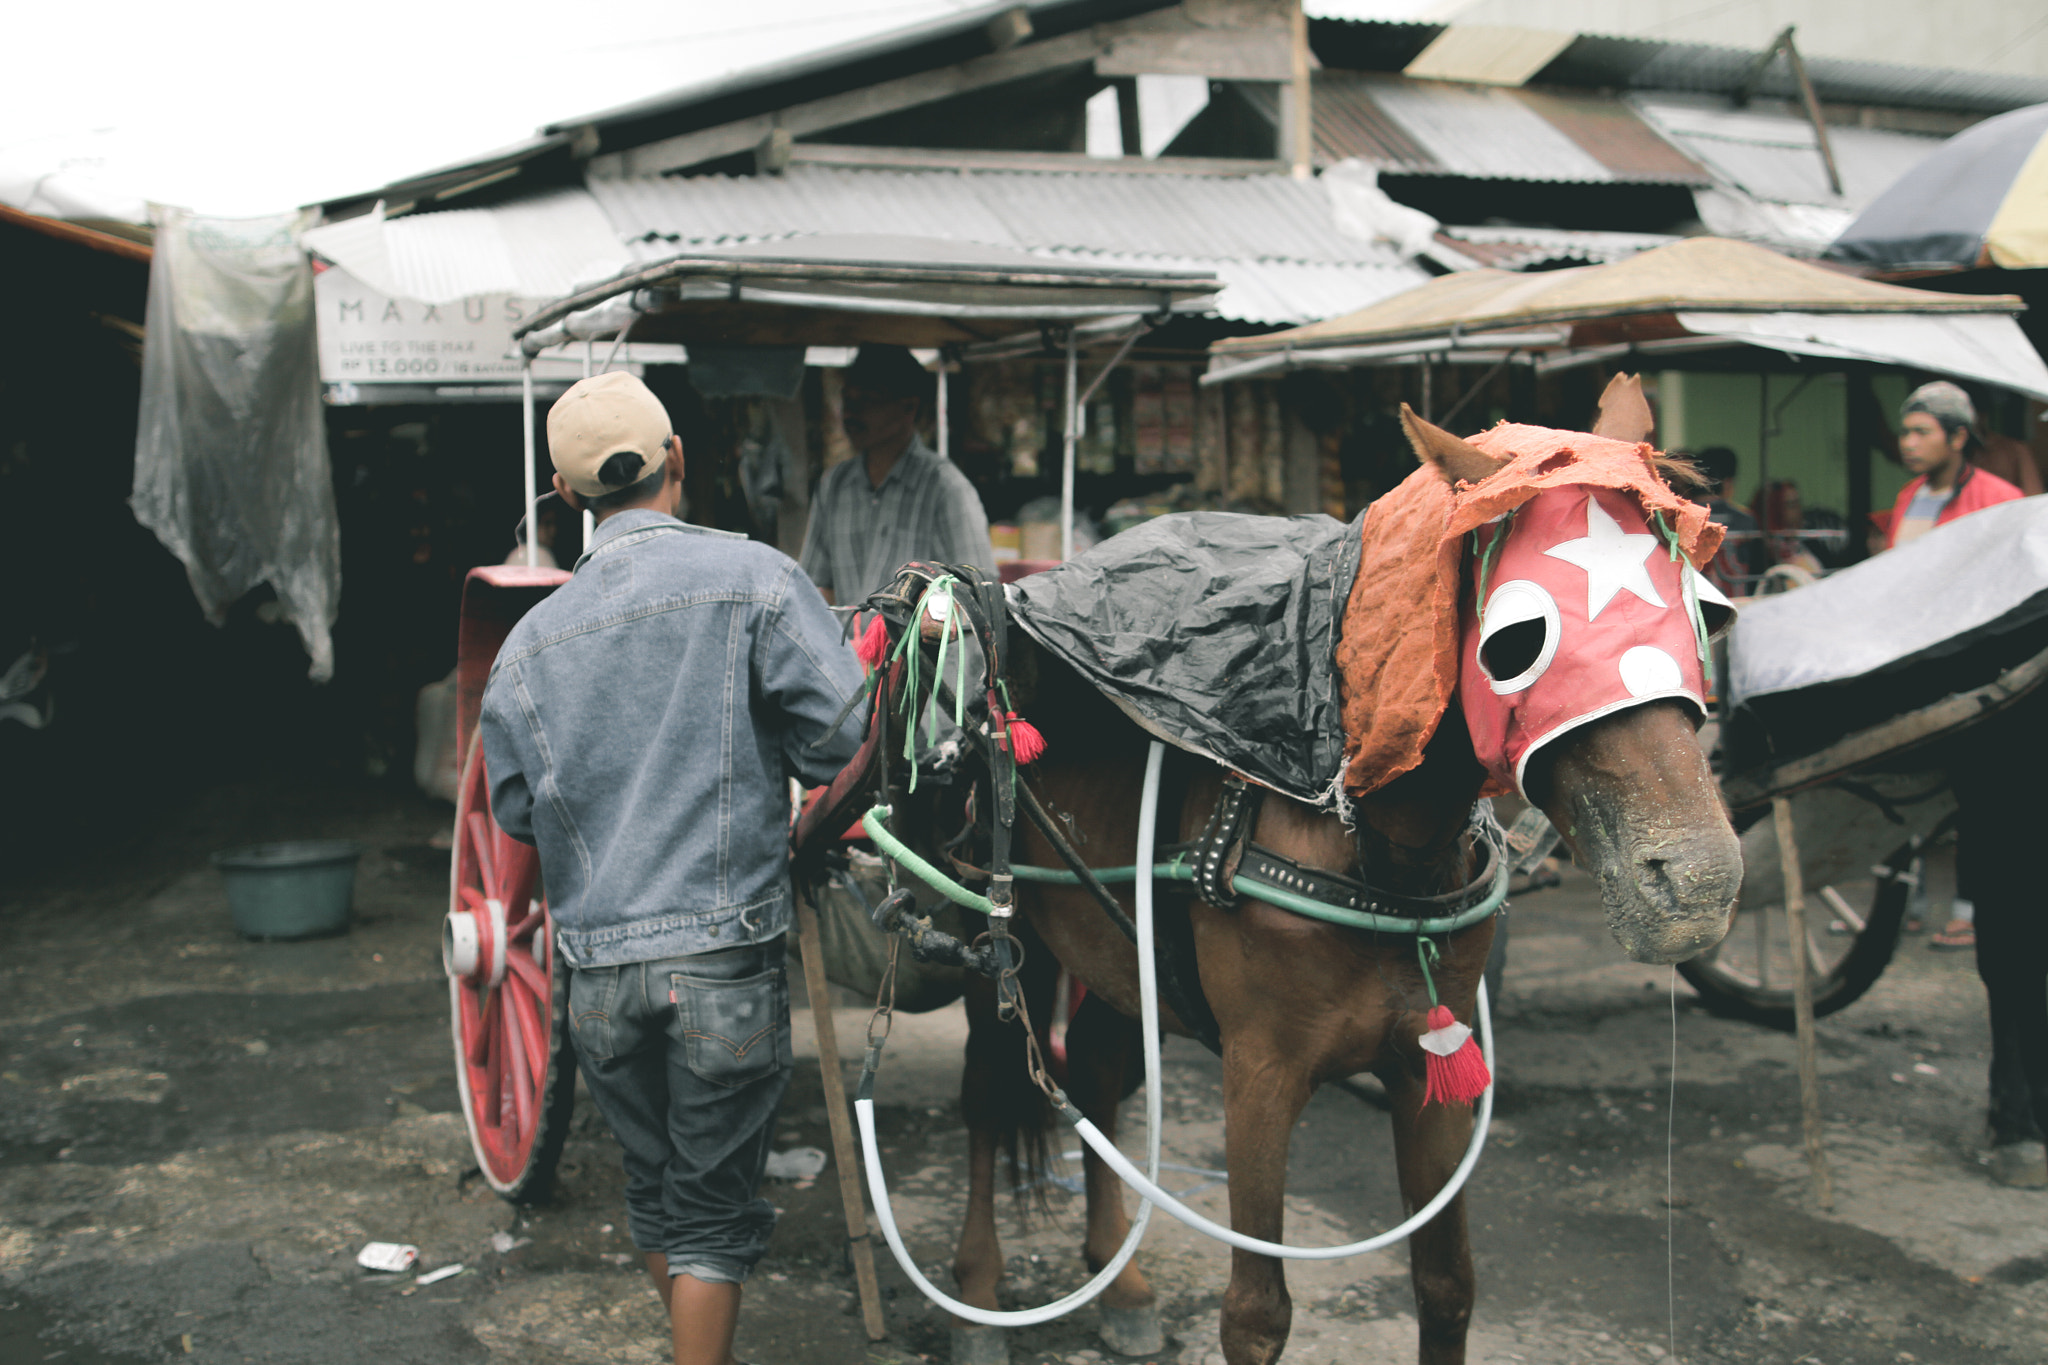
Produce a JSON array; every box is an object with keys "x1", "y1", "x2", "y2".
[{"x1": 862, "y1": 806, "x2": 1508, "y2": 936}]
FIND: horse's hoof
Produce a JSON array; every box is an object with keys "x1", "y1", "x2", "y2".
[
  {"x1": 949, "y1": 1323, "x2": 1010, "y2": 1365},
  {"x1": 1988, "y1": 1140, "x2": 2048, "y2": 1189},
  {"x1": 1097, "y1": 1302, "x2": 1165, "y2": 1356}
]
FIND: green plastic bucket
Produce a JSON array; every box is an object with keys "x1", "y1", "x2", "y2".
[{"x1": 212, "y1": 841, "x2": 364, "y2": 940}]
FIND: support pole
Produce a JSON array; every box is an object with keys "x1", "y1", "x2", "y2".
[
  {"x1": 935, "y1": 354, "x2": 949, "y2": 462},
  {"x1": 1772, "y1": 796, "x2": 1834, "y2": 1211},
  {"x1": 1061, "y1": 333, "x2": 1078, "y2": 561},
  {"x1": 521, "y1": 359, "x2": 539, "y2": 569},
  {"x1": 794, "y1": 892, "x2": 888, "y2": 1341}
]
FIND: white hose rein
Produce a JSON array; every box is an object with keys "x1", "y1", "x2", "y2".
[{"x1": 853, "y1": 740, "x2": 1496, "y2": 1325}]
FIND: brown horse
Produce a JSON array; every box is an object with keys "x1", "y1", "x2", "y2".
[{"x1": 866, "y1": 392, "x2": 1741, "y2": 1365}]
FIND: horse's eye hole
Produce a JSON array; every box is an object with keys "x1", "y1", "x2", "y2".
[
  {"x1": 1691, "y1": 569, "x2": 1737, "y2": 642},
  {"x1": 1482, "y1": 619, "x2": 1547, "y2": 679},
  {"x1": 1477, "y1": 580, "x2": 1560, "y2": 695}
]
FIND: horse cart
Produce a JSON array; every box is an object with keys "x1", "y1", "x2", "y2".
[
  {"x1": 1672, "y1": 496, "x2": 2048, "y2": 1029},
  {"x1": 437, "y1": 236, "x2": 1221, "y2": 1201}
]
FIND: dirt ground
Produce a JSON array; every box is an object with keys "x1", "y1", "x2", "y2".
[{"x1": 2, "y1": 776, "x2": 2045, "y2": 1365}]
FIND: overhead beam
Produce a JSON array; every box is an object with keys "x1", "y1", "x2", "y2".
[{"x1": 593, "y1": 22, "x2": 1122, "y2": 179}]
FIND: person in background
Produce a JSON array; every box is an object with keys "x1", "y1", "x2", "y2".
[
  {"x1": 1690, "y1": 445, "x2": 1769, "y2": 594},
  {"x1": 481, "y1": 372, "x2": 866, "y2": 1365},
  {"x1": 1886, "y1": 381, "x2": 2024, "y2": 550},
  {"x1": 799, "y1": 345, "x2": 995, "y2": 605}
]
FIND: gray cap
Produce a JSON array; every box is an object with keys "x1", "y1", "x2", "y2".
[{"x1": 1901, "y1": 380, "x2": 1976, "y2": 434}]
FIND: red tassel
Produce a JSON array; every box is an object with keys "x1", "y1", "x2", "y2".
[
  {"x1": 854, "y1": 614, "x2": 890, "y2": 671},
  {"x1": 1006, "y1": 712, "x2": 1047, "y2": 766},
  {"x1": 1420, "y1": 1004, "x2": 1490, "y2": 1107}
]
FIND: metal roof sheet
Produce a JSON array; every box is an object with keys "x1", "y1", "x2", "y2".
[
  {"x1": 587, "y1": 164, "x2": 1407, "y2": 267},
  {"x1": 1439, "y1": 225, "x2": 1678, "y2": 270},
  {"x1": 1242, "y1": 74, "x2": 1708, "y2": 183},
  {"x1": 1632, "y1": 94, "x2": 1943, "y2": 207},
  {"x1": 594, "y1": 167, "x2": 1428, "y2": 325},
  {"x1": 303, "y1": 188, "x2": 630, "y2": 303}
]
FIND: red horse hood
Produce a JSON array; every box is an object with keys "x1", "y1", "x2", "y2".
[{"x1": 1338, "y1": 423, "x2": 1725, "y2": 801}]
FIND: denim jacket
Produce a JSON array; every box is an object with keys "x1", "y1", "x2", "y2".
[{"x1": 480, "y1": 510, "x2": 866, "y2": 968}]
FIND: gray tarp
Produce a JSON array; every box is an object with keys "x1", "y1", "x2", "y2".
[
  {"x1": 132, "y1": 207, "x2": 340, "y2": 680},
  {"x1": 1831, "y1": 103, "x2": 2048, "y2": 270},
  {"x1": 1724, "y1": 495, "x2": 2048, "y2": 767},
  {"x1": 1007, "y1": 510, "x2": 1364, "y2": 805}
]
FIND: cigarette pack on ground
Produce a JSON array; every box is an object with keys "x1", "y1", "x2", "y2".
[{"x1": 356, "y1": 1241, "x2": 419, "y2": 1272}]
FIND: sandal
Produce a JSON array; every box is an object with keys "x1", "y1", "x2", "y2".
[{"x1": 1929, "y1": 920, "x2": 1976, "y2": 952}]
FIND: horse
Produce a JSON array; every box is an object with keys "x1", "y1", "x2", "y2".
[{"x1": 837, "y1": 382, "x2": 1743, "y2": 1365}]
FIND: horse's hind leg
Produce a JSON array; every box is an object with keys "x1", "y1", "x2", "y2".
[
  {"x1": 1387, "y1": 1074, "x2": 1477, "y2": 1365},
  {"x1": 1217, "y1": 1041, "x2": 1313, "y2": 1365},
  {"x1": 1065, "y1": 992, "x2": 1164, "y2": 1356}
]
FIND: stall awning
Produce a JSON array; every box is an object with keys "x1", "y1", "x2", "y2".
[
  {"x1": 515, "y1": 233, "x2": 1222, "y2": 352},
  {"x1": 1204, "y1": 236, "x2": 2042, "y2": 400},
  {"x1": 1675, "y1": 312, "x2": 2048, "y2": 402}
]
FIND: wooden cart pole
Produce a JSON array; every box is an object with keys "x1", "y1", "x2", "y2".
[
  {"x1": 1771, "y1": 797, "x2": 1835, "y2": 1210},
  {"x1": 794, "y1": 891, "x2": 888, "y2": 1341}
]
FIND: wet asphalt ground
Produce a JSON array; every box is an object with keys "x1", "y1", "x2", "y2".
[{"x1": 2, "y1": 776, "x2": 2045, "y2": 1364}]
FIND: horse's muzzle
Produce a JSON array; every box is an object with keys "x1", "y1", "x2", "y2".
[{"x1": 1528, "y1": 700, "x2": 1742, "y2": 965}]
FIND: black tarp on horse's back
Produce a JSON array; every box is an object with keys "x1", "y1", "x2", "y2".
[
  {"x1": 1006, "y1": 510, "x2": 1363, "y2": 805},
  {"x1": 1725, "y1": 496, "x2": 2048, "y2": 769}
]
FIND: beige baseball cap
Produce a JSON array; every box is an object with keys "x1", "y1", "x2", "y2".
[{"x1": 548, "y1": 371, "x2": 673, "y2": 497}]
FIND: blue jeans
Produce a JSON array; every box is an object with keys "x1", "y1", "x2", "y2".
[{"x1": 566, "y1": 937, "x2": 793, "y2": 1282}]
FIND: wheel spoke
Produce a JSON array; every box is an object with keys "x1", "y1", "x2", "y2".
[
  {"x1": 466, "y1": 811, "x2": 500, "y2": 897},
  {"x1": 1754, "y1": 906, "x2": 1771, "y2": 990},
  {"x1": 502, "y1": 983, "x2": 537, "y2": 1143},
  {"x1": 506, "y1": 947, "x2": 548, "y2": 999},
  {"x1": 459, "y1": 884, "x2": 489, "y2": 915},
  {"x1": 1818, "y1": 885, "x2": 1865, "y2": 934},
  {"x1": 504, "y1": 969, "x2": 550, "y2": 1094},
  {"x1": 469, "y1": 986, "x2": 497, "y2": 1070}
]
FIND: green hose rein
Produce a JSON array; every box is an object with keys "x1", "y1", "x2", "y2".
[{"x1": 861, "y1": 805, "x2": 1507, "y2": 937}]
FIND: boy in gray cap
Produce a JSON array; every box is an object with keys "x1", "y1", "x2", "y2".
[
  {"x1": 1885, "y1": 381, "x2": 2023, "y2": 549},
  {"x1": 480, "y1": 371, "x2": 867, "y2": 1364}
]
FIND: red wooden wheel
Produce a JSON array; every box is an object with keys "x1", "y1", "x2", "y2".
[{"x1": 445, "y1": 727, "x2": 575, "y2": 1201}]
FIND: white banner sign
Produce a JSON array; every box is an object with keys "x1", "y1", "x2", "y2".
[{"x1": 314, "y1": 265, "x2": 546, "y2": 385}]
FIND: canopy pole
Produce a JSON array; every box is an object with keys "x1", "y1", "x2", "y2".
[
  {"x1": 522, "y1": 360, "x2": 540, "y2": 569},
  {"x1": 935, "y1": 354, "x2": 949, "y2": 462},
  {"x1": 1062, "y1": 333, "x2": 1078, "y2": 562}
]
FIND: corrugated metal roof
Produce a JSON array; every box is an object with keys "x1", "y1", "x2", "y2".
[
  {"x1": 1691, "y1": 186, "x2": 1857, "y2": 257},
  {"x1": 304, "y1": 188, "x2": 630, "y2": 303},
  {"x1": 1632, "y1": 94, "x2": 1942, "y2": 207},
  {"x1": 588, "y1": 165, "x2": 1406, "y2": 267},
  {"x1": 592, "y1": 167, "x2": 1428, "y2": 325},
  {"x1": 1243, "y1": 74, "x2": 1708, "y2": 184},
  {"x1": 1037, "y1": 249, "x2": 1430, "y2": 325},
  {"x1": 1439, "y1": 225, "x2": 1677, "y2": 270}
]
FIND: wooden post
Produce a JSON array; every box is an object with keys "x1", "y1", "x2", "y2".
[
  {"x1": 794, "y1": 892, "x2": 888, "y2": 1341},
  {"x1": 1287, "y1": 0, "x2": 1313, "y2": 179},
  {"x1": 1771, "y1": 797, "x2": 1835, "y2": 1210}
]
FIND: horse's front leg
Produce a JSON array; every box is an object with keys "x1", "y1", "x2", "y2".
[
  {"x1": 1385, "y1": 1069, "x2": 1477, "y2": 1365},
  {"x1": 952, "y1": 975, "x2": 1012, "y2": 1364},
  {"x1": 1066, "y1": 992, "x2": 1165, "y2": 1355},
  {"x1": 1218, "y1": 1040, "x2": 1313, "y2": 1365}
]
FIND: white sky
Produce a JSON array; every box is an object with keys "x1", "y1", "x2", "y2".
[{"x1": 3, "y1": 0, "x2": 992, "y2": 218}]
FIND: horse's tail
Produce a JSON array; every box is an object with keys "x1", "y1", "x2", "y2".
[{"x1": 960, "y1": 917, "x2": 1057, "y2": 1212}]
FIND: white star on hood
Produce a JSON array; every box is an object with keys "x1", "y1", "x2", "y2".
[{"x1": 1543, "y1": 496, "x2": 1666, "y2": 621}]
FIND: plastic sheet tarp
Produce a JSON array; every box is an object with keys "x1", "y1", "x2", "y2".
[
  {"x1": 1007, "y1": 511, "x2": 1364, "y2": 804},
  {"x1": 1725, "y1": 495, "x2": 2048, "y2": 768},
  {"x1": 132, "y1": 207, "x2": 340, "y2": 680}
]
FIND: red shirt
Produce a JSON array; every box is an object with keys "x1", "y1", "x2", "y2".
[{"x1": 1882, "y1": 464, "x2": 2025, "y2": 550}]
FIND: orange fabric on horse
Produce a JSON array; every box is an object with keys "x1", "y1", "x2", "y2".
[{"x1": 1337, "y1": 422, "x2": 1723, "y2": 801}]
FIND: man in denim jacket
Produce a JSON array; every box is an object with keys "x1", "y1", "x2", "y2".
[{"x1": 481, "y1": 371, "x2": 866, "y2": 1365}]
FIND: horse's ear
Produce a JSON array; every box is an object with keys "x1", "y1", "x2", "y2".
[
  {"x1": 1591, "y1": 373, "x2": 1655, "y2": 444},
  {"x1": 1401, "y1": 404, "x2": 1506, "y2": 487}
]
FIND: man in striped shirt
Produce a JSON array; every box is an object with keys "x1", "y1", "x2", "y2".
[{"x1": 799, "y1": 345, "x2": 995, "y2": 604}]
